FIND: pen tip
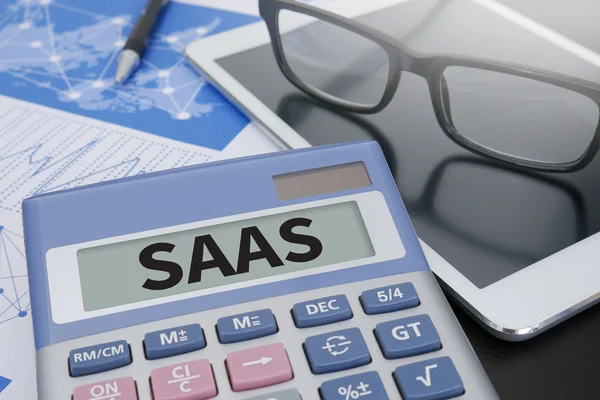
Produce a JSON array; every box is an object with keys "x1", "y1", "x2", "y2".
[{"x1": 114, "y1": 50, "x2": 140, "y2": 85}]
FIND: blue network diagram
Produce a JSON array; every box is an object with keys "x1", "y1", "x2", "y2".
[
  {"x1": 0, "y1": 225, "x2": 28, "y2": 324},
  {"x1": 0, "y1": 0, "x2": 260, "y2": 150}
]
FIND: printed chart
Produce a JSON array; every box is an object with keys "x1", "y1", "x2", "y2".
[{"x1": 0, "y1": 0, "x2": 260, "y2": 150}]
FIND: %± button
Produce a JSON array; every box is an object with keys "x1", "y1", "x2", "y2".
[
  {"x1": 320, "y1": 371, "x2": 389, "y2": 400},
  {"x1": 293, "y1": 294, "x2": 352, "y2": 328}
]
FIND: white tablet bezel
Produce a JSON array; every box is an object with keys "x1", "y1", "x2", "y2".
[{"x1": 185, "y1": 0, "x2": 600, "y2": 340}]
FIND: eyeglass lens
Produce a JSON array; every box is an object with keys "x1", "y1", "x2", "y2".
[
  {"x1": 278, "y1": 9, "x2": 390, "y2": 108},
  {"x1": 442, "y1": 67, "x2": 600, "y2": 164}
]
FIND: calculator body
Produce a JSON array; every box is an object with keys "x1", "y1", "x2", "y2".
[{"x1": 24, "y1": 141, "x2": 498, "y2": 400}]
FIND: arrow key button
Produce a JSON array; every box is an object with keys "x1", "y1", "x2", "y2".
[{"x1": 226, "y1": 343, "x2": 293, "y2": 392}]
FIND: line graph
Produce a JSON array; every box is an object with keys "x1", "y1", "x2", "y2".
[{"x1": 0, "y1": 95, "x2": 222, "y2": 399}]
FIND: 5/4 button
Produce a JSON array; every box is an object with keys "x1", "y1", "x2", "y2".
[
  {"x1": 293, "y1": 294, "x2": 352, "y2": 328},
  {"x1": 375, "y1": 314, "x2": 441, "y2": 359},
  {"x1": 217, "y1": 309, "x2": 277, "y2": 344},
  {"x1": 361, "y1": 283, "x2": 419, "y2": 315}
]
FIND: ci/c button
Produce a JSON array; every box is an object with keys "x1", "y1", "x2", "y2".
[{"x1": 293, "y1": 294, "x2": 352, "y2": 328}]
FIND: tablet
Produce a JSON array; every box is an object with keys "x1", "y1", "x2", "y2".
[{"x1": 185, "y1": 0, "x2": 600, "y2": 341}]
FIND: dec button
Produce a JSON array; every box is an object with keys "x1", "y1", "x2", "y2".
[{"x1": 293, "y1": 294, "x2": 352, "y2": 328}]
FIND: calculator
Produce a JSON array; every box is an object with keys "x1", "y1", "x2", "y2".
[{"x1": 23, "y1": 141, "x2": 498, "y2": 400}]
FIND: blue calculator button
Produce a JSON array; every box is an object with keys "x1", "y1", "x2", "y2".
[
  {"x1": 304, "y1": 327, "x2": 371, "y2": 374},
  {"x1": 361, "y1": 283, "x2": 419, "y2": 315},
  {"x1": 293, "y1": 294, "x2": 352, "y2": 328},
  {"x1": 217, "y1": 309, "x2": 277, "y2": 344},
  {"x1": 394, "y1": 357, "x2": 464, "y2": 400},
  {"x1": 144, "y1": 323, "x2": 205, "y2": 360},
  {"x1": 320, "y1": 371, "x2": 389, "y2": 400},
  {"x1": 69, "y1": 340, "x2": 131, "y2": 377},
  {"x1": 375, "y1": 314, "x2": 441, "y2": 359}
]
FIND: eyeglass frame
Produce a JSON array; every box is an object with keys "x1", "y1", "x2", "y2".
[{"x1": 258, "y1": 0, "x2": 600, "y2": 173}]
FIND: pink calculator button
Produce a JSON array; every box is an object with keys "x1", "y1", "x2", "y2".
[
  {"x1": 150, "y1": 359, "x2": 217, "y2": 400},
  {"x1": 226, "y1": 342, "x2": 293, "y2": 392},
  {"x1": 73, "y1": 376, "x2": 137, "y2": 400}
]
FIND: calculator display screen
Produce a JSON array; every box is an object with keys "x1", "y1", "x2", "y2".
[{"x1": 77, "y1": 201, "x2": 375, "y2": 311}]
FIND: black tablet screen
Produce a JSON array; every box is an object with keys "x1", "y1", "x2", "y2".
[{"x1": 216, "y1": 0, "x2": 600, "y2": 288}]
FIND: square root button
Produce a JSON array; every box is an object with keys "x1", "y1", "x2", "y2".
[
  {"x1": 394, "y1": 357, "x2": 464, "y2": 400},
  {"x1": 151, "y1": 359, "x2": 217, "y2": 400},
  {"x1": 226, "y1": 343, "x2": 293, "y2": 392}
]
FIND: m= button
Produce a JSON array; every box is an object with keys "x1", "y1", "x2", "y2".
[{"x1": 217, "y1": 309, "x2": 277, "y2": 344}]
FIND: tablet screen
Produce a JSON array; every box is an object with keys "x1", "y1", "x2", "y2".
[{"x1": 214, "y1": 0, "x2": 600, "y2": 288}]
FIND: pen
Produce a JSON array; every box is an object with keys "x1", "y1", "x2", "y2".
[{"x1": 115, "y1": 0, "x2": 170, "y2": 84}]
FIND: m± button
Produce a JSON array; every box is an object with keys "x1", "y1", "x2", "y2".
[
  {"x1": 293, "y1": 294, "x2": 352, "y2": 328},
  {"x1": 217, "y1": 309, "x2": 277, "y2": 344},
  {"x1": 145, "y1": 324, "x2": 206, "y2": 360}
]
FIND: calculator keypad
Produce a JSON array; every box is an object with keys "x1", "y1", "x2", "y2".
[
  {"x1": 150, "y1": 359, "x2": 217, "y2": 400},
  {"x1": 69, "y1": 340, "x2": 132, "y2": 377},
  {"x1": 304, "y1": 327, "x2": 371, "y2": 374},
  {"x1": 225, "y1": 343, "x2": 293, "y2": 392},
  {"x1": 145, "y1": 323, "x2": 206, "y2": 360},
  {"x1": 73, "y1": 376, "x2": 137, "y2": 400},
  {"x1": 217, "y1": 309, "x2": 277, "y2": 344},
  {"x1": 63, "y1": 276, "x2": 481, "y2": 399},
  {"x1": 375, "y1": 314, "x2": 442, "y2": 359},
  {"x1": 394, "y1": 357, "x2": 464, "y2": 400}
]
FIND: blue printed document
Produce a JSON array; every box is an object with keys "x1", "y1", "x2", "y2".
[{"x1": 0, "y1": 1, "x2": 280, "y2": 398}]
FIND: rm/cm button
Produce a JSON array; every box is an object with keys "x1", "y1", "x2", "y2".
[{"x1": 293, "y1": 294, "x2": 352, "y2": 328}]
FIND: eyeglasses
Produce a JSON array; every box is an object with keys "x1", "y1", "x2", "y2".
[{"x1": 259, "y1": 0, "x2": 600, "y2": 172}]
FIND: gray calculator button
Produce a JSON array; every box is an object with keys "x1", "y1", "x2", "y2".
[{"x1": 243, "y1": 388, "x2": 302, "y2": 400}]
